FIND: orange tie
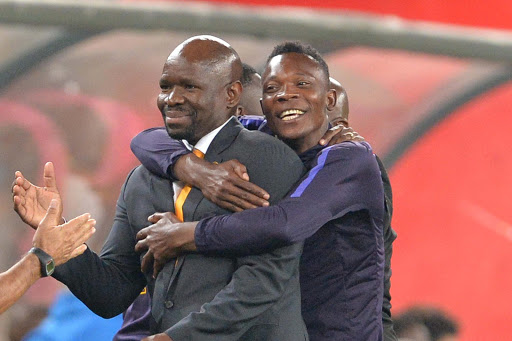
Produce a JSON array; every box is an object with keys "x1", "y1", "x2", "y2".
[{"x1": 174, "y1": 148, "x2": 205, "y2": 222}]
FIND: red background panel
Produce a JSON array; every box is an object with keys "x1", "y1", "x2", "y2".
[
  {"x1": 183, "y1": 0, "x2": 512, "y2": 30},
  {"x1": 390, "y1": 82, "x2": 512, "y2": 340}
]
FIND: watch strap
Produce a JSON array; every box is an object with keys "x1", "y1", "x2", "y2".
[{"x1": 29, "y1": 247, "x2": 55, "y2": 277}]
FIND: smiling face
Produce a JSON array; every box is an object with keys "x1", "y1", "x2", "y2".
[
  {"x1": 157, "y1": 36, "x2": 242, "y2": 145},
  {"x1": 261, "y1": 52, "x2": 335, "y2": 154}
]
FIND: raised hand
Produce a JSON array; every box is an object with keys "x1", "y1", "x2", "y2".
[
  {"x1": 33, "y1": 199, "x2": 96, "y2": 266},
  {"x1": 319, "y1": 124, "x2": 365, "y2": 147},
  {"x1": 135, "y1": 212, "x2": 197, "y2": 278},
  {"x1": 12, "y1": 162, "x2": 62, "y2": 229}
]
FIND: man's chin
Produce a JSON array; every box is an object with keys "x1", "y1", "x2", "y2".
[{"x1": 166, "y1": 126, "x2": 193, "y2": 142}]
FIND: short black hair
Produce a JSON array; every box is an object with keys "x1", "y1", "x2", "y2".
[
  {"x1": 266, "y1": 41, "x2": 330, "y2": 82},
  {"x1": 241, "y1": 63, "x2": 259, "y2": 87}
]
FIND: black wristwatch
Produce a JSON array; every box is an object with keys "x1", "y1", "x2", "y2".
[{"x1": 29, "y1": 247, "x2": 55, "y2": 277}]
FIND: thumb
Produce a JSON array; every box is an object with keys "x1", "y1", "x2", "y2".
[
  {"x1": 43, "y1": 162, "x2": 58, "y2": 191},
  {"x1": 231, "y1": 161, "x2": 249, "y2": 181},
  {"x1": 39, "y1": 199, "x2": 61, "y2": 228}
]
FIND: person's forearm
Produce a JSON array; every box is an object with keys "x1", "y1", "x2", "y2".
[
  {"x1": 195, "y1": 142, "x2": 384, "y2": 255},
  {"x1": 130, "y1": 127, "x2": 189, "y2": 179},
  {"x1": 0, "y1": 253, "x2": 41, "y2": 314}
]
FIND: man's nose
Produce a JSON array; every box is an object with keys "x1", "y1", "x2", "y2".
[
  {"x1": 165, "y1": 88, "x2": 185, "y2": 106},
  {"x1": 276, "y1": 86, "x2": 299, "y2": 102}
]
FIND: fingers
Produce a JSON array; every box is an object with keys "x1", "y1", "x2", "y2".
[
  {"x1": 326, "y1": 131, "x2": 365, "y2": 146},
  {"x1": 235, "y1": 180, "x2": 270, "y2": 202},
  {"x1": 148, "y1": 212, "x2": 165, "y2": 223},
  {"x1": 43, "y1": 162, "x2": 58, "y2": 191},
  {"x1": 136, "y1": 227, "x2": 149, "y2": 242},
  {"x1": 140, "y1": 250, "x2": 154, "y2": 275},
  {"x1": 13, "y1": 194, "x2": 26, "y2": 213},
  {"x1": 225, "y1": 161, "x2": 269, "y2": 201},
  {"x1": 62, "y1": 215, "x2": 96, "y2": 247},
  {"x1": 68, "y1": 244, "x2": 88, "y2": 260},
  {"x1": 229, "y1": 160, "x2": 250, "y2": 181},
  {"x1": 14, "y1": 171, "x2": 31, "y2": 191},
  {"x1": 216, "y1": 199, "x2": 245, "y2": 212},
  {"x1": 167, "y1": 212, "x2": 180, "y2": 224},
  {"x1": 153, "y1": 260, "x2": 164, "y2": 279},
  {"x1": 219, "y1": 192, "x2": 260, "y2": 211},
  {"x1": 12, "y1": 178, "x2": 27, "y2": 199},
  {"x1": 135, "y1": 237, "x2": 148, "y2": 253},
  {"x1": 319, "y1": 127, "x2": 338, "y2": 146},
  {"x1": 72, "y1": 219, "x2": 96, "y2": 245},
  {"x1": 39, "y1": 199, "x2": 62, "y2": 228},
  {"x1": 319, "y1": 125, "x2": 365, "y2": 146},
  {"x1": 61, "y1": 212, "x2": 90, "y2": 230}
]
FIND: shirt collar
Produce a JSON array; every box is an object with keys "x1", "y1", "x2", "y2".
[{"x1": 299, "y1": 144, "x2": 325, "y2": 170}]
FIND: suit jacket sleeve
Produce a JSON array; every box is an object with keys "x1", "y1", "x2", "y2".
[
  {"x1": 166, "y1": 131, "x2": 306, "y2": 340},
  {"x1": 52, "y1": 168, "x2": 146, "y2": 318},
  {"x1": 195, "y1": 142, "x2": 385, "y2": 255}
]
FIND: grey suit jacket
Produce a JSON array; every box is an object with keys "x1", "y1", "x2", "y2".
[{"x1": 54, "y1": 118, "x2": 308, "y2": 340}]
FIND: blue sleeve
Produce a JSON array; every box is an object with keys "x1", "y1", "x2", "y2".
[
  {"x1": 130, "y1": 127, "x2": 189, "y2": 179},
  {"x1": 238, "y1": 115, "x2": 265, "y2": 131},
  {"x1": 195, "y1": 142, "x2": 385, "y2": 255}
]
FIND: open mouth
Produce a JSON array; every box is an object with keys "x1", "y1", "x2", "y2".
[{"x1": 278, "y1": 109, "x2": 305, "y2": 121}]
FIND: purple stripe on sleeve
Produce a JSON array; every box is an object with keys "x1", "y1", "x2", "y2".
[{"x1": 290, "y1": 147, "x2": 331, "y2": 198}]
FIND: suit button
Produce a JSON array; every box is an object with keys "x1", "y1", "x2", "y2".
[{"x1": 164, "y1": 300, "x2": 174, "y2": 309}]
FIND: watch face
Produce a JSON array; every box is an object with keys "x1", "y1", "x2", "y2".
[{"x1": 45, "y1": 260, "x2": 55, "y2": 276}]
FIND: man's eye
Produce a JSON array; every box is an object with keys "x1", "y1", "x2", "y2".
[
  {"x1": 298, "y1": 81, "x2": 309, "y2": 86},
  {"x1": 160, "y1": 82, "x2": 173, "y2": 90},
  {"x1": 265, "y1": 85, "x2": 277, "y2": 92},
  {"x1": 185, "y1": 84, "x2": 196, "y2": 90}
]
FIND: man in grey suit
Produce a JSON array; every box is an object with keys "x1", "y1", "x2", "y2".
[{"x1": 12, "y1": 36, "x2": 307, "y2": 340}]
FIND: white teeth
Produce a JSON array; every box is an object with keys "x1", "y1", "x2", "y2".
[
  {"x1": 279, "y1": 109, "x2": 305, "y2": 119},
  {"x1": 282, "y1": 115, "x2": 300, "y2": 121}
]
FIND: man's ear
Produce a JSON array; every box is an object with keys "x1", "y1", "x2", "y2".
[
  {"x1": 326, "y1": 88, "x2": 337, "y2": 111},
  {"x1": 235, "y1": 105, "x2": 243, "y2": 117},
  {"x1": 226, "y1": 81, "x2": 242, "y2": 109}
]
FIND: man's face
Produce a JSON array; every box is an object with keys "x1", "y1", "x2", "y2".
[
  {"x1": 157, "y1": 56, "x2": 231, "y2": 145},
  {"x1": 261, "y1": 53, "x2": 334, "y2": 153}
]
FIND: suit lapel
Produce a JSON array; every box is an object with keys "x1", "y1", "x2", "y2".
[
  {"x1": 165, "y1": 118, "x2": 243, "y2": 297},
  {"x1": 181, "y1": 118, "x2": 243, "y2": 222},
  {"x1": 148, "y1": 173, "x2": 175, "y2": 214}
]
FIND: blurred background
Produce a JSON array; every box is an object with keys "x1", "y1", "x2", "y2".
[{"x1": 1, "y1": 0, "x2": 511, "y2": 340}]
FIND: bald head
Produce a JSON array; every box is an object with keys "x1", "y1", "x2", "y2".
[
  {"x1": 169, "y1": 35, "x2": 242, "y2": 85},
  {"x1": 328, "y1": 77, "x2": 349, "y2": 127},
  {"x1": 158, "y1": 35, "x2": 244, "y2": 144}
]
